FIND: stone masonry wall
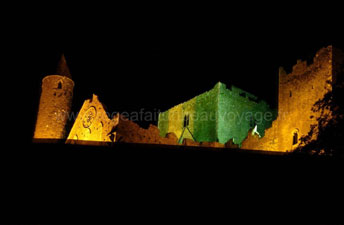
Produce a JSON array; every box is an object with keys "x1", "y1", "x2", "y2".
[
  {"x1": 242, "y1": 46, "x2": 335, "y2": 152},
  {"x1": 158, "y1": 83, "x2": 220, "y2": 144},
  {"x1": 217, "y1": 83, "x2": 275, "y2": 146},
  {"x1": 66, "y1": 94, "x2": 178, "y2": 146},
  {"x1": 34, "y1": 75, "x2": 74, "y2": 140},
  {"x1": 158, "y1": 82, "x2": 275, "y2": 146},
  {"x1": 115, "y1": 115, "x2": 178, "y2": 145},
  {"x1": 66, "y1": 94, "x2": 119, "y2": 144}
]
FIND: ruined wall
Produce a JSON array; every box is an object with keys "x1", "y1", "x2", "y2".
[
  {"x1": 158, "y1": 82, "x2": 275, "y2": 145},
  {"x1": 66, "y1": 94, "x2": 119, "y2": 144},
  {"x1": 115, "y1": 115, "x2": 178, "y2": 145},
  {"x1": 242, "y1": 46, "x2": 335, "y2": 152},
  {"x1": 34, "y1": 75, "x2": 74, "y2": 140},
  {"x1": 241, "y1": 119, "x2": 279, "y2": 151},
  {"x1": 66, "y1": 94, "x2": 178, "y2": 146},
  {"x1": 217, "y1": 83, "x2": 275, "y2": 145}
]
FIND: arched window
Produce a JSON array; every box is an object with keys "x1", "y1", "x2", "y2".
[
  {"x1": 292, "y1": 130, "x2": 299, "y2": 145},
  {"x1": 57, "y1": 81, "x2": 62, "y2": 89}
]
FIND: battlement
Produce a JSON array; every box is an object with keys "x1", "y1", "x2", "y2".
[
  {"x1": 279, "y1": 46, "x2": 334, "y2": 83},
  {"x1": 158, "y1": 81, "x2": 274, "y2": 146},
  {"x1": 224, "y1": 84, "x2": 257, "y2": 100},
  {"x1": 219, "y1": 82, "x2": 269, "y2": 107},
  {"x1": 34, "y1": 46, "x2": 344, "y2": 153},
  {"x1": 292, "y1": 59, "x2": 308, "y2": 74},
  {"x1": 246, "y1": 45, "x2": 343, "y2": 152}
]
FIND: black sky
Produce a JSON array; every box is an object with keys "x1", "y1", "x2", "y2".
[
  {"x1": 28, "y1": 7, "x2": 344, "y2": 131},
  {"x1": 13, "y1": 7, "x2": 344, "y2": 223}
]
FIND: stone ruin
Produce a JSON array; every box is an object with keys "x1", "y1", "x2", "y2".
[
  {"x1": 66, "y1": 94, "x2": 179, "y2": 146},
  {"x1": 34, "y1": 46, "x2": 344, "y2": 152}
]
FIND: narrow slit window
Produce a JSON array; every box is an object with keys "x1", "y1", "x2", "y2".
[
  {"x1": 183, "y1": 115, "x2": 190, "y2": 127},
  {"x1": 57, "y1": 81, "x2": 62, "y2": 89},
  {"x1": 293, "y1": 132, "x2": 298, "y2": 145}
]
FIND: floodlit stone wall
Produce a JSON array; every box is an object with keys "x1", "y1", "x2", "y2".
[
  {"x1": 115, "y1": 115, "x2": 178, "y2": 145},
  {"x1": 158, "y1": 83, "x2": 220, "y2": 144},
  {"x1": 158, "y1": 82, "x2": 275, "y2": 145},
  {"x1": 242, "y1": 46, "x2": 339, "y2": 152},
  {"x1": 217, "y1": 83, "x2": 276, "y2": 145},
  {"x1": 66, "y1": 94, "x2": 119, "y2": 144},
  {"x1": 34, "y1": 75, "x2": 74, "y2": 140},
  {"x1": 35, "y1": 46, "x2": 343, "y2": 151},
  {"x1": 66, "y1": 94, "x2": 178, "y2": 146}
]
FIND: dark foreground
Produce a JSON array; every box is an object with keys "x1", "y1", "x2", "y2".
[{"x1": 1, "y1": 142, "x2": 343, "y2": 225}]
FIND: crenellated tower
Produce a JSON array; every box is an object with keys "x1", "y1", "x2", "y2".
[
  {"x1": 33, "y1": 55, "x2": 74, "y2": 140},
  {"x1": 242, "y1": 45, "x2": 339, "y2": 152}
]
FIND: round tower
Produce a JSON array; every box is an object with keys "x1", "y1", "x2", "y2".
[{"x1": 33, "y1": 55, "x2": 74, "y2": 140}]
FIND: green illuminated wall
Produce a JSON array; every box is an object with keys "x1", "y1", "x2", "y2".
[
  {"x1": 217, "y1": 83, "x2": 276, "y2": 145},
  {"x1": 158, "y1": 82, "x2": 276, "y2": 146}
]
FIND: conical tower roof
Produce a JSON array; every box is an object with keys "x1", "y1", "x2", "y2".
[{"x1": 56, "y1": 54, "x2": 72, "y2": 79}]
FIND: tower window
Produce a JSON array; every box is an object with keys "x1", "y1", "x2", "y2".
[
  {"x1": 289, "y1": 91, "x2": 292, "y2": 97},
  {"x1": 292, "y1": 131, "x2": 298, "y2": 145},
  {"x1": 57, "y1": 81, "x2": 62, "y2": 89},
  {"x1": 183, "y1": 114, "x2": 190, "y2": 127}
]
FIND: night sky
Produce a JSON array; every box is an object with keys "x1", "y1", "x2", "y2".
[
  {"x1": 12, "y1": 6, "x2": 344, "y2": 224},
  {"x1": 29, "y1": 8, "x2": 344, "y2": 133}
]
